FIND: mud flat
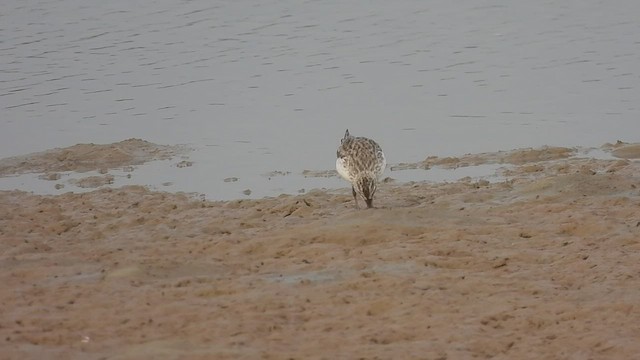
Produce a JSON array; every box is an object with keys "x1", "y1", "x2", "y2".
[
  {"x1": 1, "y1": 142, "x2": 640, "y2": 359},
  {"x1": 0, "y1": 139, "x2": 186, "y2": 177}
]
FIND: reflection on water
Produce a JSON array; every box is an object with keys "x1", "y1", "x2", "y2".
[{"x1": 2, "y1": 0, "x2": 640, "y2": 199}]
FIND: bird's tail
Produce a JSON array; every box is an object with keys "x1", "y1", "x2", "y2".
[{"x1": 342, "y1": 129, "x2": 351, "y2": 144}]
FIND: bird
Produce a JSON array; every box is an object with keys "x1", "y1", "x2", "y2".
[{"x1": 336, "y1": 129, "x2": 386, "y2": 209}]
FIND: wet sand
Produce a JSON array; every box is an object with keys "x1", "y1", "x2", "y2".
[
  {"x1": 0, "y1": 139, "x2": 186, "y2": 177},
  {"x1": 2, "y1": 143, "x2": 640, "y2": 359}
]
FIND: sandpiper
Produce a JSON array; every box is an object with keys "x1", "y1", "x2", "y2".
[{"x1": 336, "y1": 129, "x2": 386, "y2": 208}]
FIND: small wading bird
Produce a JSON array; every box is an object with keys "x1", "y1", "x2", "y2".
[{"x1": 336, "y1": 129, "x2": 386, "y2": 209}]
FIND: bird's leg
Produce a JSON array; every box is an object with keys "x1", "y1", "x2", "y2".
[{"x1": 352, "y1": 186, "x2": 359, "y2": 209}]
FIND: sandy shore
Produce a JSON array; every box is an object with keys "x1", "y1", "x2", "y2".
[{"x1": 2, "y1": 143, "x2": 640, "y2": 359}]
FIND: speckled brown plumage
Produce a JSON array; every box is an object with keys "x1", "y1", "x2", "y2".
[{"x1": 336, "y1": 129, "x2": 386, "y2": 208}]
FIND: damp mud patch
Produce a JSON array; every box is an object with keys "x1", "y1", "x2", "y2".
[{"x1": 0, "y1": 138, "x2": 189, "y2": 177}]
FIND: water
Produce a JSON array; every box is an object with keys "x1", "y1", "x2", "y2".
[{"x1": 2, "y1": 0, "x2": 640, "y2": 200}]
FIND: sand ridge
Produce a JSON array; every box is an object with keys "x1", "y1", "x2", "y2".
[
  {"x1": 0, "y1": 139, "x2": 187, "y2": 177},
  {"x1": 1, "y1": 148, "x2": 640, "y2": 359}
]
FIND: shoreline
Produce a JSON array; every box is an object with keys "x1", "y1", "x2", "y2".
[
  {"x1": 2, "y1": 148, "x2": 640, "y2": 358},
  {"x1": 1, "y1": 139, "x2": 639, "y2": 201}
]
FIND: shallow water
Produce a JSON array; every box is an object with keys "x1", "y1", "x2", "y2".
[{"x1": 2, "y1": 0, "x2": 640, "y2": 199}]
